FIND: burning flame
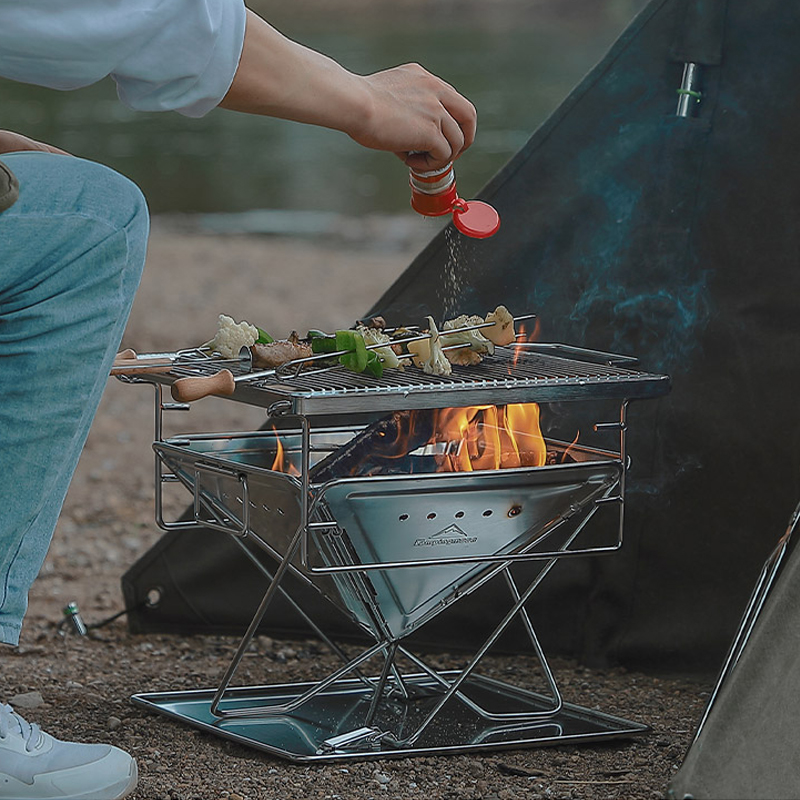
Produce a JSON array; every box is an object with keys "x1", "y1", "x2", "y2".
[
  {"x1": 268, "y1": 402, "x2": 561, "y2": 477},
  {"x1": 270, "y1": 428, "x2": 301, "y2": 476},
  {"x1": 510, "y1": 319, "x2": 541, "y2": 369},
  {"x1": 561, "y1": 430, "x2": 581, "y2": 464},
  {"x1": 431, "y1": 403, "x2": 547, "y2": 472}
]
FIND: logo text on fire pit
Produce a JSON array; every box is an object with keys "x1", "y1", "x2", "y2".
[{"x1": 414, "y1": 524, "x2": 478, "y2": 548}]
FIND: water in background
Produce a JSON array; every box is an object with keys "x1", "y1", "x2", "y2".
[{"x1": 0, "y1": 0, "x2": 647, "y2": 216}]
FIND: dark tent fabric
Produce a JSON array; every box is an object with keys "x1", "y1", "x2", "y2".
[
  {"x1": 123, "y1": 0, "x2": 800, "y2": 674},
  {"x1": 668, "y1": 503, "x2": 800, "y2": 799}
]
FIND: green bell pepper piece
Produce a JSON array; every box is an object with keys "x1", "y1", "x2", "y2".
[
  {"x1": 311, "y1": 335, "x2": 337, "y2": 354},
  {"x1": 335, "y1": 329, "x2": 368, "y2": 373},
  {"x1": 256, "y1": 327, "x2": 274, "y2": 344},
  {"x1": 364, "y1": 350, "x2": 384, "y2": 378}
]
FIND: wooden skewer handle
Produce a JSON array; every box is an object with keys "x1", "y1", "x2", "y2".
[
  {"x1": 170, "y1": 369, "x2": 236, "y2": 402},
  {"x1": 116, "y1": 348, "x2": 137, "y2": 359}
]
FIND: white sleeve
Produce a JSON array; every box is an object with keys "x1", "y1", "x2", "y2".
[{"x1": 0, "y1": 0, "x2": 247, "y2": 117}]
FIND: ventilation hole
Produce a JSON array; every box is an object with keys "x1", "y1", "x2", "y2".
[
  {"x1": 482, "y1": 510, "x2": 493, "y2": 517},
  {"x1": 277, "y1": 508, "x2": 285, "y2": 516},
  {"x1": 427, "y1": 512, "x2": 437, "y2": 520},
  {"x1": 508, "y1": 505, "x2": 523, "y2": 518},
  {"x1": 399, "y1": 514, "x2": 409, "y2": 522},
  {"x1": 455, "y1": 511, "x2": 465, "y2": 519}
]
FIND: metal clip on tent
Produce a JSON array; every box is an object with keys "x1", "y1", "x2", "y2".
[{"x1": 676, "y1": 62, "x2": 703, "y2": 117}]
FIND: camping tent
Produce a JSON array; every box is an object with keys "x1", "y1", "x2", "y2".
[
  {"x1": 123, "y1": 0, "x2": 800, "y2": 675},
  {"x1": 668, "y1": 503, "x2": 800, "y2": 799}
]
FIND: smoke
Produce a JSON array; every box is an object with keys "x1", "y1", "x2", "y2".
[{"x1": 567, "y1": 276, "x2": 712, "y2": 374}]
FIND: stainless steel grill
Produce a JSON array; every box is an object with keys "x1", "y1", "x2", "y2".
[
  {"x1": 122, "y1": 336, "x2": 670, "y2": 762},
  {"x1": 160, "y1": 341, "x2": 669, "y2": 413}
]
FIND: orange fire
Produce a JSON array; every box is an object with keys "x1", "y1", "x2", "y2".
[
  {"x1": 561, "y1": 429, "x2": 581, "y2": 463},
  {"x1": 270, "y1": 429, "x2": 301, "y2": 476},
  {"x1": 510, "y1": 318, "x2": 541, "y2": 369},
  {"x1": 268, "y1": 403, "x2": 554, "y2": 476},
  {"x1": 429, "y1": 403, "x2": 547, "y2": 472}
]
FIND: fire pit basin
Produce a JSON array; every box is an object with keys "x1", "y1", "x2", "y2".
[{"x1": 155, "y1": 427, "x2": 622, "y2": 641}]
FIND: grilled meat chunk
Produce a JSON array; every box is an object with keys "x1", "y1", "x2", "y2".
[{"x1": 250, "y1": 331, "x2": 312, "y2": 368}]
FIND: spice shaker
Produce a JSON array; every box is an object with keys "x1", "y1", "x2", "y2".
[{"x1": 409, "y1": 162, "x2": 500, "y2": 239}]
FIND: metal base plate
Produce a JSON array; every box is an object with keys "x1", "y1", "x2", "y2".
[{"x1": 131, "y1": 672, "x2": 648, "y2": 762}]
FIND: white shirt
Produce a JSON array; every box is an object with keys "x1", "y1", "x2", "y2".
[{"x1": 0, "y1": 0, "x2": 246, "y2": 117}]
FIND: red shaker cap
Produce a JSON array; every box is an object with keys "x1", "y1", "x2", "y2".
[{"x1": 452, "y1": 198, "x2": 501, "y2": 239}]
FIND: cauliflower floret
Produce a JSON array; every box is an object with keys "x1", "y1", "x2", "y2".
[
  {"x1": 205, "y1": 314, "x2": 259, "y2": 359},
  {"x1": 356, "y1": 325, "x2": 401, "y2": 370},
  {"x1": 418, "y1": 316, "x2": 452, "y2": 377},
  {"x1": 442, "y1": 314, "x2": 495, "y2": 365},
  {"x1": 483, "y1": 305, "x2": 515, "y2": 346}
]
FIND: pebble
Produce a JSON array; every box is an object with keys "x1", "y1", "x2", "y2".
[
  {"x1": 9, "y1": 691, "x2": 44, "y2": 709},
  {"x1": 108, "y1": 716, "x2": 122, "y2": 730}
]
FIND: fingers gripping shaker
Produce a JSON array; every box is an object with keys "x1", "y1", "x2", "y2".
[{"x1": 409, "y1": 163, "x2": 500, "y2": 238}]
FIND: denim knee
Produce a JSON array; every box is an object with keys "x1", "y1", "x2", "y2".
[
  {"x1": 72, "y1": 157, "x2": 150, "y2": 257},
  {"x1": 2, "y1": 151, "x2": 147, "y2": 220},
  {"x1": 0, "y1": 152, "x2": 149, "y2": 286}
]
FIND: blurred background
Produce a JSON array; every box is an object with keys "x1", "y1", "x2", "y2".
[{"x1": 0, "y1": 0, "x2": 648, "y2": 218}]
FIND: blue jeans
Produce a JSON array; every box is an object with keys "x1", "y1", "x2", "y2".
[{"x1": 0, "y1": 152, "x2": 149, "y2": 645}]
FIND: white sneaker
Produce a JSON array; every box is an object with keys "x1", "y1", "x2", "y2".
[{"x1": 0, "y1": 704, "x2": 137, "y2": 799}]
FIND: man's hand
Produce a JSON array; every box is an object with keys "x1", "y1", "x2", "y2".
[
  {"x1": 352, "y1": 64, "x2": 476, "y2": 171},
  {"x1": 0, "y1": 130, "x2": 70, "y2": 156},
  {"x1": 221, "y1": 11, "x2": 476, "y2": 171}
]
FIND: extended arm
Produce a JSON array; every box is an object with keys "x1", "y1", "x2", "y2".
[{"x1": 219, "y1": 9, "x2": 476, "y2": 171}]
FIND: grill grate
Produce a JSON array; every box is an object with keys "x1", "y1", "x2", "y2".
[{"x1": 165, "y1": 344, "x2": 670, "y2": 415}]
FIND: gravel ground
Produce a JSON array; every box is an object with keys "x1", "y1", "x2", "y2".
[{"x1": 5, "y1": 220, "x2": 713, "y2": 799}]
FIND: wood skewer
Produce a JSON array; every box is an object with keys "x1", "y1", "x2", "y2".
[{"x1": 170, "y1": 369, "x2": 238, "y2": 402}]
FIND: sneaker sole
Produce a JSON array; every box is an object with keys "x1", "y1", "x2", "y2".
[
  {"x1": 108, "y1": 757, "x2": 138, "y2": 800},
  {"x1": 58, "y1": 754, "x2": 138, "y2": 800},
  {"x1": 80, "y1": 757, "x2": 138, "y2": 800},
  {"x1": 0, "y1": 757, "x2": 138, "y2": 800}
]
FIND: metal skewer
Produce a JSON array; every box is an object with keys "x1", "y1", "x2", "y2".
[
  {"x1": 111, "y1": 346, "x2": 248, "y2": 376},
  {"x1": 169, "y1": 343, "x2": 482, "y2": 402},
  {"x1": 170, "y1": 339, "x2": 475, "y2": 402},
  {"x1": 168, "y1": 314, "x2": 536, "y2": 402},
  {"x1": 364, "y1": 312, "x2": 536, "y2": 349}
]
